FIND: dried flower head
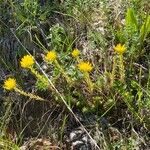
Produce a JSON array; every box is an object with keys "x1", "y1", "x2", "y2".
[
  {"x1": 114, "y1": 44, "x2": 126, "y2": 55},
  {"x1": 71, "y1": 49, "x2": 80, "y2": 58},
  {"x1": 20, "y1": 55, "x2": 34, "y2": 68},
  {"x1": 78, "y1": 61, "x2": 93, "y2": 72},
  {"x1": 3, "y1": 78, "x2": 16, "y2": 90},
  {"x1": 45, "y1": 51, "x2": 57, "y2": 62}
]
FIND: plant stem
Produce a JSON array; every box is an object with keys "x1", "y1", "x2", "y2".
[
  {"x1": 111, "y1": 56, "x2": 117, "y2": 86},
  {"x1": 84, "y1": 72, "x2": 94, "y2": 93},
  {"x1": 14, "y1": 87, "x2": 46, "y2": 101},
  {"x1": 119, "y1": 54, "x2": 125, "y2": 82},
  {"x1": 29, "y1": 67, "x2": 42, "y2": 79},
  {"x1": 54, "y1": 60, "x2": 72, "y2": 84}
]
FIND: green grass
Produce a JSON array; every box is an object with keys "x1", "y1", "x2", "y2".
[{"x1": 0, "y1": 0, "x2": 150, "y2": 149}]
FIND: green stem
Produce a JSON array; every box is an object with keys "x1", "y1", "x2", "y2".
[
  {"x1": 54, "y1": 60, "x2": 72, "y2": 84},
  {"x1": 111, "y1": 56, "x2": 117, "y2": 86},
  {"x1": 29, "y1": 67, "x2": 43, "y2": 79},
  {"x1": 14, "y1": 87, "x2": 46, "y2": 101},
  {"x1": 84, "y1": 72, "x2": 94, "y2": 93},
  {"x1": 119, "y1": 54, "x2": 125, "y2": 82},
  {"x1": 29, "y1": 67, "x2": 52, "y2": 91}
]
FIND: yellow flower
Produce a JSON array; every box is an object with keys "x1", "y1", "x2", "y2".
[
  {"x1": 45, "y1": 51, "x2": 57, "y2": 62},
  {"x1": 71, "y1": 49, "x2": 80, "y2": 58},
  {"x1": 3, "y1": 78, "x2": 16, "y2": 90},
  {"x1": 114, "y1": 44, "x2": 126, "y2": 55},
  {"x1": 20, "y1": 55, "x2": 34, "y2": 68},
  {"x1": 78, "y1": 61, "x2": 93, "y2": 72}
]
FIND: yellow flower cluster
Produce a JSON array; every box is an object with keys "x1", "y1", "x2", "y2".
[
  {"x1": 114, "y1": 44, "x2": 126, "y2": 55},
  {"x1": 71, "y1": 49, "x2": 80, "y2": 58},
  {"x1": 20, "y1": 55, "x2": 34, "y2": 68},
  {"x1": 3, "y1": 78, "x2": 16, "y2": 90},
  {"x1": 78, "y1": 61, "x2": 93, "y2": 72},
  {"x1": 45, "y1": 51, "x2": 57, "y2": 62},
  {"x1": 3, "y1": 77, "x2": 45, "y2": 101}
]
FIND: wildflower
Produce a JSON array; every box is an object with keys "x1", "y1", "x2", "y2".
[
  {"x1": 78, "y1": 61, "x2": 93, "y2": 72},
  {"x1": 71, "y1": 49, "x2": 80, "y2": 58},
  {"x1": 45, "y1": 51, "x2": 57, "y2": 62},
  {"x1": 114, "y1": 44, "x2": 126, "y2": 55},
  {"x1": 3, "y1": 78, "x2": 45, "y2": 101},
  {"x1": 20, "y1": 55, "x2": 34, "y2": 68},
  {"x1": 3, "y1": 78, "x2": 16, "y2": 90}
]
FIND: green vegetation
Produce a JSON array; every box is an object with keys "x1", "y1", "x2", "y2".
[{"x1": 0, "y1": 0, "x2": 150, "y2": 149}]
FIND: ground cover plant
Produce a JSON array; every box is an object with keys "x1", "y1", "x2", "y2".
[{"x1": 0, "y1": 0, "x2": 150, "y2": 149}]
